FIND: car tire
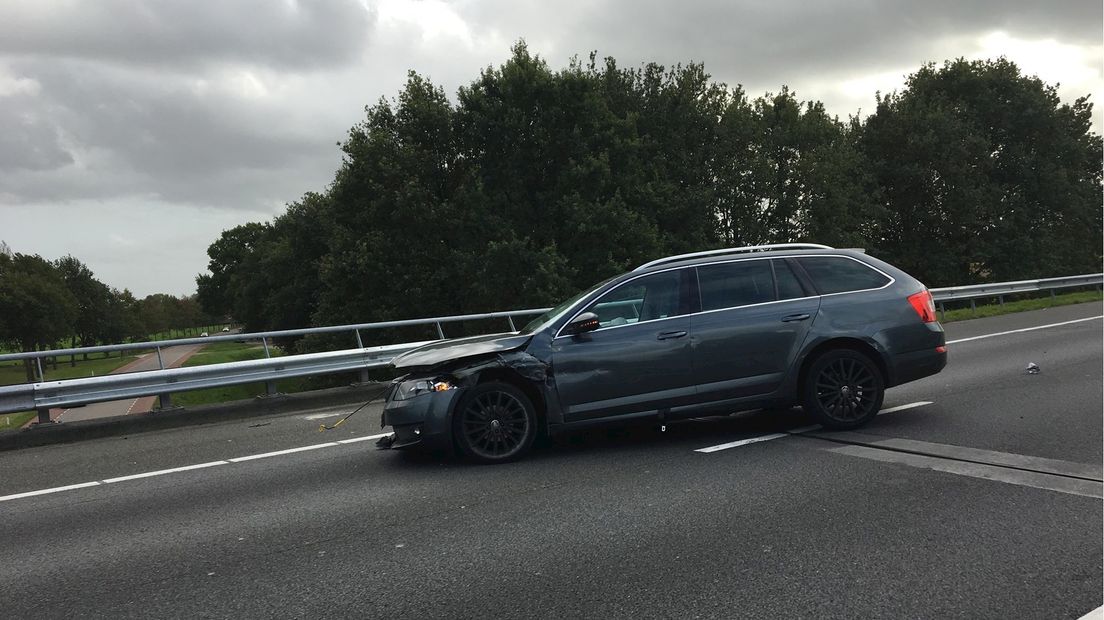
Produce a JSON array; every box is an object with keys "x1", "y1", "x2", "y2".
[
  {"x1": 802, "y1": 349, "x2": 885, "y2": 430},
  {"x1": 453, "y1": 382, "x2": 537, "y2": 463}
]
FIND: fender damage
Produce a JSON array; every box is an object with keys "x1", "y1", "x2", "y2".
[{"x1": 376, "y1": 334, "x2": 553, "y2": 452}]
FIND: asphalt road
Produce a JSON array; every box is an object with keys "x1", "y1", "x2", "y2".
[
  {"x1": 57, "y1": 344, "x2": 205, "y2": 423},
  {"x1": 1, "y1": 303, "x2": 1100, "y2": 619}
]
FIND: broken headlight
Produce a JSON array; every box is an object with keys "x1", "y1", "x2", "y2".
[{"x1": 391, "y1": 377, "x2": 457, "y2": 401}]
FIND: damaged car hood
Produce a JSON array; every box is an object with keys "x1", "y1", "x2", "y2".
[{"x1": 391, "y1": 332, "x2": 532, "y2": 370}]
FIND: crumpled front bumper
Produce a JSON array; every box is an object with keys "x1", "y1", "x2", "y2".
[{"x1": 377, "y1": 386, "x2": 464, "y2": 452}]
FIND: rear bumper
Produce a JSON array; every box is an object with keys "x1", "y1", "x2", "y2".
[{"x1": 889, "y1": 347, "x2": 947, "y2": 387}]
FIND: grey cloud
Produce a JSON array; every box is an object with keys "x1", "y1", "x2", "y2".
[
  {"x1": 0, "y1": 57, "x2": 342, "y2": 209},
  {"x1": 0, "y1": 103, "x2": 73, "y2": 171},
  {"x1": 0, "y1": 0, "x2": 1098, "y2": 297},
  {"x1": 0, "y1": 0, "x2": 375, "y2": 71},
  {"x1": 457, "y1": 0, "x2": 1102, "y2": 88}
]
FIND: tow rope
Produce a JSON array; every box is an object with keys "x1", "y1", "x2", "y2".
[{"x1": 318, "y1": 387, "x2": 388, "y2": 432}]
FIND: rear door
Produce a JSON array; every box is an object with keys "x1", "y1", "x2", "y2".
[
  {"x1": 551, "y1": 268, "x2": 695, "y2": 423},
  {"x1": 689, "y1": 258, "x2": 820, "y2": 405}
]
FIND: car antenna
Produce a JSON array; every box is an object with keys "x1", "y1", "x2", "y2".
[{"x1": 318, "y1": 386, "x2": 389, "y2": 432}]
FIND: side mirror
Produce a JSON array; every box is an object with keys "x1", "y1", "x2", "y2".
[{"x1": 564, "y1": 312, "x2": 600, "y2": 336}]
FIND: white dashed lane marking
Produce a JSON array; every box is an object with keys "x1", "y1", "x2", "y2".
[{"x1": 694, "y1": 401, "x2": 933, "y2": 453}]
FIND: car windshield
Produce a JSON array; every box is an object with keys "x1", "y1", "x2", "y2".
[{"x1": 517, "y1": 276, "x2": 615, "y2": 335}]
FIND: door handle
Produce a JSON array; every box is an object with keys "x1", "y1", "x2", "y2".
[
  {"x1": 657, "y1": 330, "x2": 688, "y2": 340},
  {"x1": 781, "y1": 313, "x2": 811, "y2": 322}
]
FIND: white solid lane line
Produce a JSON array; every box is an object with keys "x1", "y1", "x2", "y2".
[
  {"x1": 0, "y1": 481, "x2": 102, "y2": 502},
  {"x1": 102, "y1": 461, "x2": 229, "y2": 484},
  {"x1": 0, "y1": 432, "x2": 394, "y2": 503},
  {"x1": 946, "y1": 315, "x2": 1102, "y2": 345},
  {"x1": 338, "y1": 433, "x2": 391, "y2": 444},
  {"x1": 227, "y1": 442, "x2": 340, "y2": 462},
  {"x1": 695, "y1": 401, "x2": 934, "y2": 453},
  {"x1": 1079, "y1": 605, "x2": 1104, "y2": 620}
]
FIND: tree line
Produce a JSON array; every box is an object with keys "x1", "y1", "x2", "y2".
[
  {"x1": 197, "y1": 44, "x2": 1102, "y2": 343},
  {"x1": 0, "y1": 245, "x2": 220, "y2": 378}
]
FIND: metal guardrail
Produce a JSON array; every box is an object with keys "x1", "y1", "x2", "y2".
[
  {"x1": 930, "y1": 273, "x2": 1102, "y2": 315},
  {"x1": 0, "y1": 307, "x2": 551, "y2": 384},
  {"x1": 1, "y1": 273, "x2": 1099, "y2": 422},
  {"x1": 33, "y1": 342, "x2": 432, "y2": 410}
]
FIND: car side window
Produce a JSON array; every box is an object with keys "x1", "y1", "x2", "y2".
[
  {"x1": 773, "y1": 260, "x2": 807, "y2": 300},
  {"x1": 697, "y1": 260, "x2": 775, "y2": 311},
  {"x1": 797, "y1": 256, "x2": 890, "y2": 294},
  {"x1": 583, "y1": 270, "x2": 685, "y2": 328}
]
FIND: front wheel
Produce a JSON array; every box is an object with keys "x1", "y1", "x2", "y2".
[
  {"x1": 802, "y1": 349, "x2": 885, "y2": 429},
  {"x1": 453, "y1": 382, "x2": 537, "y2": 463}
]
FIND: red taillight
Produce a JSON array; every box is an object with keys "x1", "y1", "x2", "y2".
[{"x1": 907, "y1": 289, "x2": 937, "y2": 323}]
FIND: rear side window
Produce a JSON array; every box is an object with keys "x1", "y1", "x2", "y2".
[
  {"x1": 797, "y1": 256, "x2": 890, "y2": 294},
  {"x1": 698, "y1": 260, "x2": 775, "y2": 311}
]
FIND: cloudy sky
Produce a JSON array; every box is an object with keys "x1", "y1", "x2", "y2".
[{"x1": 0, "y1": 0, "x2": 1100, "y2": 297}]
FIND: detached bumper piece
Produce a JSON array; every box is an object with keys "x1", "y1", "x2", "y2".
[{"x1": 375, "y1": 424, "x2": 424, "y2": 450}]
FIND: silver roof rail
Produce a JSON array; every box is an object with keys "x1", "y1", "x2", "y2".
[{"x1": 633, "y1": 243, "x2": 834, "y2": 272}]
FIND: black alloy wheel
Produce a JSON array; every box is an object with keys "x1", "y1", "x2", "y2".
[
  {"x1": 453, "y1": 382, "x2": 537, "y2": 463},
  {"x1": 803, "y1": 349, "x2": 885, "y2": 429}
]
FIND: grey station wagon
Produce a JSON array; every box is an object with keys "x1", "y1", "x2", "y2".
[{"x1": 378, "y1": 244, "x2": 947, "y2": 462}]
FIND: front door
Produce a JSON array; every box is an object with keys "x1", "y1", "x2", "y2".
[{"x1": 551, "y1": 268, "x2": 695, "y2": 423}]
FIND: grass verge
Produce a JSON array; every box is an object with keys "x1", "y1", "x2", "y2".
[
  {"x1": 0, "y1": 353, "x2": 146, "y2": 387},
  {"x1": 1, "y1": 412, "x2": 36, "y2": 431},
  {"x1": 940, "y1": 289, "x2": 1101, "y2": 323}
]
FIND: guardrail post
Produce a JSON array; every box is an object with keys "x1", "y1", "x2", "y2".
[
  {"x1": 35, "y1": 357, "x2": 44, "y2": 382},
  {"x1": 998, "y1": 295, "x2": 1004, "y2": 306},
  {"x1": 159, "y1": 393, "x2": 172, "y2": 409},
  {"x1": 435, "y1": 322, "x2": 445, "y2": 339},
  {"x1": 1050, "y1": 289, "x2": 1056, "y2": 300},
  {"x1": 969, "y1": 299, "x2": 977, "y2": 315},
  {"x1": 265, "y1": 381, "x2": 278, "y2": 397},
  {"x1": 155, "y1": 346, "x2": 164, "y2": 370},
  {"x1": 937, "y1": 302, "x2": 946, "y2": 321},
  {"x1": 36, "y1": 408, "x2": 51, "y2": 425}
]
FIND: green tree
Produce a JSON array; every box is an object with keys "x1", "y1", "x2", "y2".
[
  {"x1": 862, "y1": 58, "x2": 1102, "y2": 285},
  {"x1": 0, "y1": 253, "x2": 77, "y2": 380},
  {"x1": 55, "y1": 255, "x2": 112, "y2": 360},
  {"x1": 196, "y1": 222, "x2": 270, "y2": 321}
]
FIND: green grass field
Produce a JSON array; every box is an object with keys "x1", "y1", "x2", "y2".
[
  {"x1": 169, "y1": 341, "x2": 311, "y2": 408},
  {"x1": 0, "y1": 352, "x2": 146, "y2": 387},
  {"x1": 940, "y1": 289, "x2": 1101, "y2": 323},
  {"x1": 1, "y1": 411, "x2": 37, "y2": 430}
]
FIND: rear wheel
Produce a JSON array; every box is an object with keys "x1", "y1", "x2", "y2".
[
  {"x1": 802, "y1": 349, "x2": 884, "y2": 429},
  {"x1": 453, "y1": 382, "x2": 537, "y2": 463}
]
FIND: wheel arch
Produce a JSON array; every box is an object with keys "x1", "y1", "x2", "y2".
[
  {"x1": 462, "y1": 367, "x2": 549, "y2": 435},
  {"x1": 796, "y1": 337, "x2": 891, "y2": 397}
]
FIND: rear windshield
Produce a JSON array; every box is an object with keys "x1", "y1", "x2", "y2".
[{"x1": 796, "y1": 256, "x2": 890, "y2": 294}]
